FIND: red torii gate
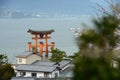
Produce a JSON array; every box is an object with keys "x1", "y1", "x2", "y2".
[{"x1": 27, "y1": 29, "x2": 55, "y2": 56}]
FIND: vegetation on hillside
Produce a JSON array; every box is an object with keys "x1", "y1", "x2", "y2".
[{"x1": 0, "y1": 54, "x2": 15, "y2": 80}]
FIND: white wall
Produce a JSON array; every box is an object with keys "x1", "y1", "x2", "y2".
[
  {"x1": 16, "y1": 54, "x2": 41, "y2": 65},
  {"x1": 25, "y1": 72, "x2": 31, "y2": 77},
  {"x1": 17, "y1": 58, "x2": 26, "y2": 64},
  {"x1": 17, "y1": 71, "x2": 52, "y2": 78},
  {"x1": 51, "y1": 70, "x2": 59, "y2": 78},
  {"x1": 37, "y1": 72, "x2": 52, "y2": 78},
  {"x1": 37, "y1": 72, "x2": 44, "y2": 78},
  {"x1": 48, "y1": 73, "x2": 52, "y2": 78},
  {"x1": 26, "y1": 54, "x2": 41, "y2": 64},
  {"x1": 16, "y1": 71, "x2": 21, "y2": 77}
]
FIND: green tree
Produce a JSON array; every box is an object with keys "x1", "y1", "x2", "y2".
[
  {"x1": 0, "y1": 54, "x2": 8, "y2": 65},
  {"x1": 49, "y1": 48, "x2": 67, "y2": 65},
  {"x1": 0, "y1": 54, "x2": 15, "y2": 80},
  {"x1": 73, "y1": 14, "x2": 120, "y2": 80}
]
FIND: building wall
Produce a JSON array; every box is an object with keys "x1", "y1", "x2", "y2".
[
  {"x1": 26, "y1": 54, "x2": 41, "y2": 64},
  {"x1": 25, "y1": 72, "x2": 31, "y2": 77},
  {"x1": 37, "y1": 72, "x2": 44, "y2": 78},
  {"x1": 48, "y1": 73, "x2": 52, "y2": 78},
  {"x1": 16, "y1": 71, "x2": 21, "y2": 77},
  {"x1": 51, "y1": 70, "x2": 59, "y2": 78},
  {"x1": 17, "y1": 58, "x2": 26, "y2": 64},
  {"x1": 16, "y1": 54, "x2": 41, "y2": 64},
  {"x1": 16, "y1": 71, "x2": 52, "y2": 78}
]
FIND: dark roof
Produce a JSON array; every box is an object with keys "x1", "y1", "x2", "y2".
[
  {"x1": 27, "y1": 29, "x2": 54, "y2": 35},
  {"x1": 32, "y1": 60, "x2": 55, "y2": 66},
  {"x1": 32, "y1": 60, "x2": 71, "y2": 68},
  {"x1": 60, "y1": 65, "x2": 73, "y2": 77},
  {"x1": 16, "y1": 51, "x2": 41, "y2": 58},
  {"x1": 16, "y1": 60, "x2": 71, "y2": 72},
  {"x1": 16, "y1": 64, "x2": 56, "y2": 72}
]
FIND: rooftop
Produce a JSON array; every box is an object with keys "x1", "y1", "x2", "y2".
[
  {"x1": 16, "y1": 64, "x2": 56, "y2": 72},
  {"x1": 32, "y1": 59, "x2": 71, "y2": 68},
  {"x1": 16, "y1": 59, "x2": 71, "y2": 72},
  {"x1": 16, "y1": 51, "x2": 41, "y2": 58},
  {"x1": 31, "y1": 60, "x2": 55, "y2": 66},
  {"x1": 27, "y1": 29, "x2": 54, "y2": 35}
]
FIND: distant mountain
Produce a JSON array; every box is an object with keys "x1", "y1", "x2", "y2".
[
  {"x1": 0, "y1": 8, "x2": 11, "y2": 18},
  {"x1": 0, "y1": 8, "x2": 35, "y2": 18},
  {"x1": 0, "y1": 8, "x2": 81, "y2": 19}
]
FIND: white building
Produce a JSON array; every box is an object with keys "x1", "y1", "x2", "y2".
[
  {"x1": 16, "y1": 60, "x2": 70, "y2": 78},
  {"x1": 16, "y1": 51, "x2": 42, "y2": 64}
]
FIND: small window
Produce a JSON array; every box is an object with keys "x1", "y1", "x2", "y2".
[
  {"x1": 44, "y1": 72, "x2": 49, "y2": 78},
  {"x1": 19, "y1": 58, "x2": 22, "y2": 62},
  {"x1": 23, "y1": 72, "x2": 26, "y2": 75},
  {"x1": 20, "y1": 72, "x2": 26, "y2": 76},
  {"x1": 31, "y1": 73, "x2": 36, "y2": 77},
  {"x1": 55, "y1": 73, "x2": 58, "y2": 78}
]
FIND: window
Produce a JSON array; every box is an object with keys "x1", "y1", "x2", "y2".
[
  {"x1": 31, "y1": 73, "x2": 36, "y2": 77},
  {"x1": 44, "y1": 72, "x2": 49, "y2": 78},
  {"x1": 23, "y1": 72, "x2": 26, "y2": 75},
  {"x1": 20, "y1": 72, "x2": 26, "y2": 76},
  {"x1": 55, "y1": 73, "x2": 58, "y2": 78},
  {"x1": 19, "y1": 58, "x2": 22, "y2": 62}
]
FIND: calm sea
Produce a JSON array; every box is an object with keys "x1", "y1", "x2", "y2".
[{"x1": 0, "y1": 17, "x2": 92, "y2": 63}]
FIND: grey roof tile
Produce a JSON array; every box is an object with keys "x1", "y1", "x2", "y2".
[
  {"x1": 16, "y1": 51, "x2": 41, "y2": 58},
  {"x1": 16, "y1": 59, "x2": 71, "y2": 72},
  {"x1": 16, "y1": 64, "x2": 56, "y2": 72},
  {"x1": 32, "y1": 60, "x2": 55, "y2": 66}
]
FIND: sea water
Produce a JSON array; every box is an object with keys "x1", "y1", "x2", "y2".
[{"x1": 0, "y1": 17, "x2": 92, "y2": 63}]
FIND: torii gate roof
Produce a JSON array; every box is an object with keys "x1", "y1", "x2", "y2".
[{"x1": 27, "y1": 29, "x2": 55, "y2": 35}]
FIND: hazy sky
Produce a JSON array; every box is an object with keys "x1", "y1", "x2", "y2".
[{"x1": 1, "y1": 0, "x2": 120, "y2": 15}]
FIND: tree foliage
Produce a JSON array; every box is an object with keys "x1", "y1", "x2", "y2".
[
  {"x1": 73, "y1": 11, "x2": 120, "y2": 80},
  {"x1": 75, "y1": 15, "x2": 120, "y2": 59},
  {"x1": 73, "y1": 57, "x2": 120, "y2": 80},
  {"x1": 0, "y1": 54, "x2": 15, "y2": 80},
  {"x1": 71, "y1": 1, "x2": 120, "y2": 80},
  {"x1": 49, "y1": 48, "x2": 66, "y2": 64},
  {"x1": 0, "y1": 54, "x2": 8, "y2": 65}
]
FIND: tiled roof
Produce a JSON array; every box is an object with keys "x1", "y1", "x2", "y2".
[
  {"x1": 16, "y1": 51, "x2": 41, "y2": 58},
  {"x1": 59, "y1": 60, "x2": 71, "y2": 68},
  {"x1": 32, "y1": 59, "x2": 71, "y2": 68},
  {"x1": 16, "y1": 60, "x2": 71, "y2": 72},
  {"x1": 32, "y1": 60, "x2": 55, "y2": 66},
  {"x1": 27, "y1": 29, "x2": 54, "y2": 35},
  {"x1": 16, "y1": 64, "x2": 56, "y2": 72},
  {"x1": 60, "y1": 65, "x2": 73, "y2": 77}
]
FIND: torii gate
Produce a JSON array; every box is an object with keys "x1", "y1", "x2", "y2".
[{"x1": 27, "y1": 29, "x2": 55, "y2": 56}]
